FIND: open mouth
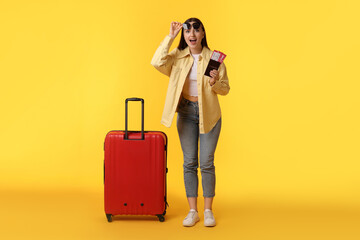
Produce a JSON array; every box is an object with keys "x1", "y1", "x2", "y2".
[{"x1": 189, "y1": 39, "x2": 197, "y2": 44}]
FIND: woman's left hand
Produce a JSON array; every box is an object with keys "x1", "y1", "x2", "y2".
[{"x1": 209, "y1": 69, "x2": 219, "y2": 86}]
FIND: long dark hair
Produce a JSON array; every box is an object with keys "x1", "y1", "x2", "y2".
[{"x1": 177, "y1": 17, "x2": 209, "y2": 51}]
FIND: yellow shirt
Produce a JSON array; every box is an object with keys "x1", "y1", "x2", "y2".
[{"x1": 151, "y1": 35, "x2": 230, "y2": 134}]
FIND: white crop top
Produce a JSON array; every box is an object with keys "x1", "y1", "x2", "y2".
[{"x1": 182, "y1": 53, "x2": 200, "y2": 97}]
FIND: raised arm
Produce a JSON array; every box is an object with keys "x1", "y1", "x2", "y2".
[{"x1": 151, "y1": 21, "x2": 183, "y2": 77}]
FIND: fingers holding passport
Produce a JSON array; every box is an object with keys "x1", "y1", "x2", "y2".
[{"x1": 210, "y1": 70, "x2": 219, "y2": 80}]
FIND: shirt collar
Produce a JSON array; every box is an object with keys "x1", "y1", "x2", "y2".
[{"x1": 177, "y1": 46, "x2": 212, "y2": 61}]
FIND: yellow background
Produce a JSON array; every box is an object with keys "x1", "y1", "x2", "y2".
[{"x1": 1, "y1": 0, "x2": 359, "y2": 239}]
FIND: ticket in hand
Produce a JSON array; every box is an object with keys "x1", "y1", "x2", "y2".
[{"x1": 204, "y1": 50, "x2": 227, "y2": 77}]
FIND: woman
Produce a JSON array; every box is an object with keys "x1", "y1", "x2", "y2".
[{"x1": 151, "y1": 18, "x2": 230, "y2": 227}]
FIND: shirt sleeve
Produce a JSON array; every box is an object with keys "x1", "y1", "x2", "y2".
[
  {"x1": 211, "y1": 62, "x2": 230, "y2": 95},
  {"x1": 151, "y1": 35, "x2": 178, "y2": 77}
]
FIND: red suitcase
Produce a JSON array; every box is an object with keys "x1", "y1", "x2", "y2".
[{"x1": 104, "y1": 98, "x2": 168, "y2": 222}]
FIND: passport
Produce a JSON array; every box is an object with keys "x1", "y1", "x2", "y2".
[{"x1": 204, "y1": 50, "x2": 227, "y2": 77}]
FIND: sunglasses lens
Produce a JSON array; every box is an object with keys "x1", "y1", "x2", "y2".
[
  {"x1": 193, "y1": 23, "x2": 200, "y2": 29},
  {"x1": 183, "y1": 23, "x2": 190, "y2": 30},
  {"x1": 183, "y1": 22, "x2": 201, "y2": 30}
]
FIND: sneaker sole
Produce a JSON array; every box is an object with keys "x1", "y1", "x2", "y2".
[
  {"x1": 204, "y1": 221, "x2": 216, "y2": 227},
  {"x1": 183, "y1": 217, "x2": 200, "y2": 227}
]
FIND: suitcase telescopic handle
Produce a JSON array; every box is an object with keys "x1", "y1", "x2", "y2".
[{"x1": 125, "y1": 98, "x2": 144, "y2": 140}]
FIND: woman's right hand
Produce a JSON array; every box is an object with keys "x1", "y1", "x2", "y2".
[{"x1": 169, "y1": 21, "x2": 183, "y2": 39}]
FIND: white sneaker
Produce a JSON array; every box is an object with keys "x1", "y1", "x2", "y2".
[
  {"x1": 183, "y1": 209, "x2": 200, "y2": 227},
  {"x1": 204, "y1": 209, "x2": 216, "y2": 227}
]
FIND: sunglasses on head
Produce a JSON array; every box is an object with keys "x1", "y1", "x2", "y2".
[{"x1": 183, "y1": 22, "x2": 201, "y2": 30}]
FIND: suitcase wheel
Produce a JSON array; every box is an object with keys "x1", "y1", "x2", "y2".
[
  {"x1": 106, "y1": 214, "x2": 113, "y2": 222},
  {"x1": 157, "y1": 214, "x2": 165, "y2": 222}
]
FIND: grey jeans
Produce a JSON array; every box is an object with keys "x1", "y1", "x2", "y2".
[{"x1": 176, "y1": 96, "x2": 222, "y2": 198}]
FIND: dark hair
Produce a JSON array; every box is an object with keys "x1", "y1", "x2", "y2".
[{"x1": 177, "y1": 18, "x2": 209, "y2": 51}]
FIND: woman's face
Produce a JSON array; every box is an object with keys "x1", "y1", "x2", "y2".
[{"x1": 183, "y1": 21, "x2": 205, "y2": 52}]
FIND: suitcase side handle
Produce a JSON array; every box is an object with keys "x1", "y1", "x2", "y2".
[{"x1": 125, "y1": 98, "x2": 144, "y2": 140}]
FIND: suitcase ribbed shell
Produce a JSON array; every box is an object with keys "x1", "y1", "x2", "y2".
[{"x1": 104, "y1": 131, "x2": 167, "y2": 217}]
